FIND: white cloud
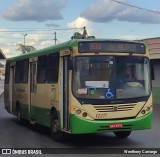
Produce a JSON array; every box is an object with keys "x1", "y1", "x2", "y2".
[
  {"x1": 68, "y1": 17, "x2": 89, "y2": 28},
  {"x1": 118, "y1": 35, "x2": 140, "y2": 40},
  {"x1": 2, "y1": 48, "x2": 16, "y2": 58},
  {"x1": 67, "y1": 17, "x2": 93, "y2": 36},
  {"x1": 46, "y1": 23, "x2": 60, "y2": 27},
  {"x1": 2, "y1": 0, "x2": 67, "y2": 22},
  {"x1": 81, "y1": 0, "x2": 160, "y2": 24},
  {"x1": 0, "y1": 38, "x2": 6, "y2": 43},
  {"x1": 117, "y1": 35, "x2": 148, "y2": 40},
  {"x1": 40, "y1": 41, "x2": 53, "y2": 48}
]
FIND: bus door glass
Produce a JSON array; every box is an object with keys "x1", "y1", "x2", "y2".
[
  {"x1": 9, "y1": 66, "x2": 15, "y2": 113},
  {"x1": 62, "y1": 57, "x2": 69, "y2": 130},
  {"x1": 30, "y1": 62, "x2": 37, "y2": 115}
]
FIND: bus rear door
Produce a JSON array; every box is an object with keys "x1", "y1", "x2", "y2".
[{"x1": 30, "y1": 62, "x2": 37, "y2": 123}]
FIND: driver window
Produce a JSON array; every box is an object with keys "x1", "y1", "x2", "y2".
[{"x1": 116, "y1": 64, "x2": 136, "y2": 85}]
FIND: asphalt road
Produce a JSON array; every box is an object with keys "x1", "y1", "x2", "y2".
[{"x1": 0, "y1": 80, "x2": 160, "y2": 156}]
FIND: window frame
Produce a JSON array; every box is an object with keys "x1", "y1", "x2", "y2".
[
  {"x1": 15, "y1": 59, "x2": 29, "y2": 83},
  {"x1": 37, "y1": 52, "x2": 60, "y2": 84}
]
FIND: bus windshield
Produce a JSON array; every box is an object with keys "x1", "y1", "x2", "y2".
[{"x1": 73, "y1": 56, "x2": 151, "y2": 101}]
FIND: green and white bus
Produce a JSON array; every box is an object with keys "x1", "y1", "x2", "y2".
[{"x1": 4, "y1": 38, "x2": 152, "y2": 141}]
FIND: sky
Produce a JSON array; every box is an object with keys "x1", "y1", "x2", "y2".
[{"x1": 0, "y1": 0, "x2": 160, "y2": 58}]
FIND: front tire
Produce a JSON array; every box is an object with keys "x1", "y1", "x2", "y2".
[
  {"x1": 50, "y1": 112, "x2": 65, "y2": 142},
  {"x1": 114, "y1": 131, "x2": 131, "y2": 138}
]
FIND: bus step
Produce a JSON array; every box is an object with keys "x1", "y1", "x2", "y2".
[{"x1": 30, "y1": 119, "x2": 36, "y2": 125}]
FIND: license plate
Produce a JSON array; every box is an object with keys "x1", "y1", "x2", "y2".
[{"x1": 109, "y1": 123, "x2": 123, "y2": 129}]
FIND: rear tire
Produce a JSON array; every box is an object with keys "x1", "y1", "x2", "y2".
[
  {"x1": 50, "y1": 112, "x2": 65, "y2": 142},
  {"x1": 114, "y1": 131, "x2": 131, "y2": 138},
  {"x1": 17, "y1": 107, "x2": 23, "y2": 125}
]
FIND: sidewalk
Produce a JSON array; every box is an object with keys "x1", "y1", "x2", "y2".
[
  {"x1": 154, "y1": 103, "x2": 160, "y2": 110},
  {"x1": 0, "y1": 80, "x2": 4, "y2": 96},
  {"x1": 0, "y1": 89, "x2": 4, "y2": 95}
]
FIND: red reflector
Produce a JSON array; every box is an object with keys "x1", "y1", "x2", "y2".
[{"x1": 109, "y1": 123, "x2": 123, "y2": 128}]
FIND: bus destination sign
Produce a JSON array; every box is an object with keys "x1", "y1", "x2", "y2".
[{"x1": 78, "y1": 41, "x2": 145, "y2": 54}]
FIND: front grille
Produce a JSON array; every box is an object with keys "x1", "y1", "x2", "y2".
[{"x1": 93, "y1": 104, "x2": 136, "y2": 112}]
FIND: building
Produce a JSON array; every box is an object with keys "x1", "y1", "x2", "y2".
[
  {"x1": 0, "y1": 49, "x2": 6, "y2": 80},
  {"x1": 142, "y1": 38, "x2": 160, "y2": 104}
]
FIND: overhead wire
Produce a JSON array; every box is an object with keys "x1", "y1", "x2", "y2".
[
  {"x1": 0, "y1": 27, "x2": 81, "y2": 33},
  {"x1": 0, "y1": 27, "x2": 81, "y2": 46},
  {"x1": 111, "y1": 0, "x2": 160, "y2": 15}
]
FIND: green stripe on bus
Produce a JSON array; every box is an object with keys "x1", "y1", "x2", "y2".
[
  {"x1": 70, "y1": 112, "x2": 152, "y2": 134},
  {"x1": 20, "y1": 104, "x2": 51, "y2": 127},
  {"x1": 30, "y1": 105, "x2": 51, "y2": 127}
]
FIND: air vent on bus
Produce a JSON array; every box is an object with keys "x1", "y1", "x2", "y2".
[{"x1": 93, "y1": 104, "x2": 136, "y2": 112}]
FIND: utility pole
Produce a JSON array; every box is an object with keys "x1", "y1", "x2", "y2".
[
  {"x1": 54, "y1": 32, "x2": 57, "y2": 45},
  {"x1": 22, "y1": 34, "x2": 27, "y2": 46}
]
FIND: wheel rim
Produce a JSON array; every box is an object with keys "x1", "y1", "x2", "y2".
[
  {"x1": 52, "y1": 119, "x2": 59, "y2": 133},
  {"x1": 17, "y1": 110, "x2": 21, "y2": 121}
]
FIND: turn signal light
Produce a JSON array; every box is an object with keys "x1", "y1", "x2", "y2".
[{"x1": 71, "y1": 107, "x2": 76, "y2": 113}]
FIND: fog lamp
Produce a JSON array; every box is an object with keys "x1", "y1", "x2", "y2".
[
  {"x1": 82, "y1": 112, "x2": 88, "y2": 117},
  {"x1": 141, "y1": 110, "x2": 146, "y2": 115},
  {"x1": 146, "y1": 107, "x2": 150, "y2": 111}
]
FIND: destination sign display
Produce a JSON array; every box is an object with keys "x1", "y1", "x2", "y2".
[{"x1": 78, "y1": 41, "x2": 145, "y2": 53}]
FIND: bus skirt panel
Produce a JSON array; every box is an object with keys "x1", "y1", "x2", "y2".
[{"x1": 70, "y1": 112, "x2": 152, "y2": 134}]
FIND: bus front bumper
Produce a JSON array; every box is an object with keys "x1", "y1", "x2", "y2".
[{"x1": 70, "y1": 112, "x2": 152, "y2": 134}]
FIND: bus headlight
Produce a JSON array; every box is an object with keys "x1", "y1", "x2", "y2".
[
  {"x1": 137, "y1": 104, "x2": 152, "y2": 118},
  {"x1": 76, "y1": 109, "x2": 82, "y2": 115},
  {"x1": 71, "y1": 107, "x2": 93, "y2": 120}
]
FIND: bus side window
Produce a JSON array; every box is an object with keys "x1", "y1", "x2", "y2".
[
  {"x1": 47, "y1": 52, "x2": 59, "y2": 83},
  {"x1": 37, "y1": 55, "x2": 47, "y2": 83},
  {"x1": 15, "y1": 59, "x2": 29, "y2": 83},
  {"x1": 5, "y1": 62, "x2": 10, "y2": 84},
  {"x1": 23, "y1": 59, "x2": 29, "y2": 83}
]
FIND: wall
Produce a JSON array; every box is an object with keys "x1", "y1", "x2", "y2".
[{"x1": 143, "y1": 38, "x2": 160, "y2": 104}]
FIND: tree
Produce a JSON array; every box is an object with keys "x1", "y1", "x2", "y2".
[
  {"x1": 16, "y1": 44, "x2": 36, "y2": 54},
  {"x1": 71, "y1": 27, "x2": 89, "y2": 39},
  {"x1": 71, "y1": 32, "x2": 84, "y2": 39}
]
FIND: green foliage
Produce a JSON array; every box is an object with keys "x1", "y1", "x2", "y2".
[{"x1": 16, "y1": 44, "x2": 36, "y2": 54}]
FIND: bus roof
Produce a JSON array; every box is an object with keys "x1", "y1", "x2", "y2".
[
  {"x1": 7, "y1": 38, "x2": 145, "y2": 62},
  {"x1": 7, "y1": 40, "x2": 74, "y2": 62}
]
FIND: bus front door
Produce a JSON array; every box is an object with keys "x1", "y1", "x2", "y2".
[
  {"x1": 62, "y1": 57, "x2": 69, "y2": 130},
  {"x1": 9, "y1": 66, "x2": 15, "y2": 113}
]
